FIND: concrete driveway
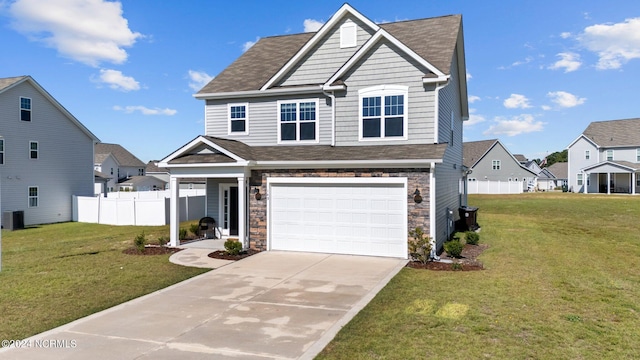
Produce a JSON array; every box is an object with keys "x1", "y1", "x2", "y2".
[{"x1": 1, "y1": 252, "x2": 406, "y2": 360}]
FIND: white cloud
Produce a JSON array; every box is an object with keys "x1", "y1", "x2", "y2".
[
  {"x1": 188, "y1": 70, "x2": 213, "y2": 91},
  {"x1": 578, "y1": 17, "x2": 640, "y2": 69},
  {"x1": 303, "y1": 19, "x2": 324, "y2": 32},
  {"x1": 548, "y1": 52, "x2": 582, "y2": 72},
  {"x1": 465, "y1": 108, "x2": 485, "y2": 126},
  {"x1": 113, "y1": 105, "x2": 177, "y2": 116},
  {"x1": 468, "y1": 95, "x2": 481, "y2": 103},
  {"x1": 547, "y1": 91, "x2": 586, "y2": 108},
  {"x1": 8, "y1": 0, "x2": 142, "y2": 67},
  {"x1": 466, "y1": 72, "x2": 472, "y2": 80},
  {"x1": 560, "y1": 32, "x2": 572, "y2": 39},
  {"x1": 512, "y1": 56, "x2": 533, "y2": 67},
  {"x1": 483, "y1": 114, "x2": 545, "y2": 136},
  {"x1": 503, "y1": 94, "x2": 532, "y2": 109},
  {"x1": 97, "y1": 69, "x2": 139, "y2": 91},
  {"x1": 541, "y1": 105, "x2": 552, "y2": 111},
  {"x1": 242, "y1": 37, "x2": 260, "y2": 52}
]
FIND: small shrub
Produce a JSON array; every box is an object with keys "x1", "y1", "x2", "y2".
[
  {"x1": 465, "y1": 231, "x2": 480, "y2": 245},
  {"x1": 444, "y1": 239, "x2": 464, "y2": 258},
  {"x1": 451, "y1": 263, "x2": 463, "y2": 271},
  {"x1": 179, "y1": 228, "x2": 188, "y2": 240},
  {"x1": 224, "y1": 239, "x2": 243, "y2": 256},
  {"x1": 408, "y1": 227, "x2": 432, "y2": 264},
  {"x1": 157, "y1": 236, "x2": 169, "y2": 246},
  {"x1": 188, "y1": 223, "x2": 200, "y2": 236},
  {"x1": 134, "y1": 231, "x2": 147, "y2": 252}
]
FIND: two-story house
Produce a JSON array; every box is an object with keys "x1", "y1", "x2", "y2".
[
  {"x1": 463, "y1": 139, "x2": 538, "y2": 193},
  {"x1": 567, "y1": 118, "x2": 640, "y2": 194},
  {"x1": 0, "y1": 76, "x2": 99, "y2": 226},
  {"x1": 160, "y1": 4, "x2": 469, "y2": 258},
  {"x1": 94, "y1": 143, "x2": 146, "y2": 192}
]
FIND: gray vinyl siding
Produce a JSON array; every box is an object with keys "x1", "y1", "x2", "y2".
[
  {"x1": 206, "y1": 179, "x2": 220, "y2": 221},
  {"x1": 205, "y1": 94, "x2": 332, "y2": 146},
  {"x1": 567, "y1": 137, "x2": 598, "y2": 192},
  {"x1": 471, "y1": 144, "x2": 535, "y2": 182},
  {"x1": 335, "y1": 40, "x2": 436, "y2": 146},
  {"x1": 279, "y1": 16, "x2": 375, "y2": 87},
  {"x1": 434, "y1": 50, "x2": 464, "y2": 251},
  {"x1": 0, "y1": 81, "x2": 95, "y2": 225}
]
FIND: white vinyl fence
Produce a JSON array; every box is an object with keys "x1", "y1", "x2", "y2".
[
  {"x1": 73, "y1": 194, "x2": 205, "y2": 226},
  {"x1": 468, "y1": 180, "x2": 525, "y2": 194},
  {"x1": 106, "y1": 189, "x2": 206, "y2": 199}
]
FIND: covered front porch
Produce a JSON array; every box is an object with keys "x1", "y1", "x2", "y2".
[{"x1": 581, "y1": 161, "x2": 639, "y2": 194}]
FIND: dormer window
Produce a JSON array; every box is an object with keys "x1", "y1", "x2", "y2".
[
  {"x1": 359, "y1": 85, "x2": 408, "y2": 140},
  {"x1": 228, "y1": 103, "x2": 248, "y2": 134},
  {"x1": 277, "y1": 99, "x2": 318, "y2": 143},
  {"x1": 20, "y1": 97, "x2": 31, "y2": 121}
]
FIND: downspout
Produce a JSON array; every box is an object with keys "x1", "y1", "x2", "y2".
[
  {"x1": 323, "y1": 90, "x2": 336, "y2": 146},
  {"x1": 429, "y1": 162, "x2": 437, "y2": 259},
  {"x1": 432, "y1": 79, "x2": 450, "y2": 144}
]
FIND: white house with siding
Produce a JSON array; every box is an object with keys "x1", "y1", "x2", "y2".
[
  {"x1": 160, "y1": 4, "x2": 469, "y2": 257},
  {"x1": 0, "y1": 76, "x2": 99, "y2": 226},
  {"x1": 567, "y1": 118, "x2": 640, "y2": 194}
]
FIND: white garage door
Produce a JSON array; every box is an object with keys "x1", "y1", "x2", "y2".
[{"x1": 269, "y1": 182, "x2": 407, "y2": 258}]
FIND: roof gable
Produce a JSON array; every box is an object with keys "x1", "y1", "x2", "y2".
[
  {"x1": 95, "y1": 143, "x2": 145, "y2": 167},
  {"x1": 0, "y1": 75, "x2": 99, "y2": 142},
  {"x1": 581, "y1": 118, "x2": 640, "y2": 147},
  {"x1": 463, "y1": 139, "x2": 498, "y2": 168}
]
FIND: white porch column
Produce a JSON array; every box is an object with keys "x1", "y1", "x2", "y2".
[
  {"x1": 607, "y1": 173, "x2": 611, "y2": 194},
  {"x1": 169, "y1": 176, "x2": 180, "y2": 247},
  {"x1": 583, "y1": 172, "x2": 587, "y2": 194},
  {"x1": 237, "y1": 176, "x2": 247, "y2": 248},
  {"x1": 632, "y1": 172, "x2": 636, "y2": 195}
]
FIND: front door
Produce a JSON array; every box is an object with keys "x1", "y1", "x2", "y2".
[{"x1": 220, "y1": 185, "x2": 239, "y2": 236}]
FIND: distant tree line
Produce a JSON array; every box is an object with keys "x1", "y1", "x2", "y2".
[{"x1": 534, "y1": 149, "x2": 567, "y2": 167}]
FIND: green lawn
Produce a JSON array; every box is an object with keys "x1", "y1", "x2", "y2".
[
  {"x1": 0, "y1": 222, "x2": 208, "y2": 340},
  {"x1": 318, "y1": 193, "x2": 640, "y2": 359}
]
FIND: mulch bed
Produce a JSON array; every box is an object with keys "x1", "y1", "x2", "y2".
[
  {"x1": 406, "y1": 243, "x2": 488, "y2": 271},
  {"x1": 208, "y1": 249, "x2": 260, "y2": 261},
  {"x1": 122, "y1": 246, "x2": 183, "y2": 255}
]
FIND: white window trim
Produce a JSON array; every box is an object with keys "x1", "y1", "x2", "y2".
[
  {"x1": 492, "y1": 160, "x2": 501, "y2": 170},
  {"x1": 0, "y1": 139, "x2": 4, "y2": 165},
  {"x1": 227, "y1": 103, "x2": 249, "y2": 135},
  {"x1": 340, "y1": 22, "x2": 357, "y2": 48},
  {"x1": 276, "y1": 98, "x2": 320, "y2": 144},
  {"x1": 29, "y1": 141, "x2": 38, "y2": 160},
  {"x1": 20, "y1": 96, "x2": 32, "y2": 122},
  {"x1": 28, "y1": 186, "x2": 38, "y2": 208},
  {"x1": 577, "y1": 173, "x2": 583, "y2": 186},
  {"x1": 606, "y1": 149, "x2": 614, "y2": 161},
  {"x1": 636, "y1": 148, "x2": 640, "y2": 162},
  {"x1": 358, "y1": 85, "x2": 409, "y2": 141},
  {"x1": 585, "y1": 150, "x2": 590, "y2": 160}
]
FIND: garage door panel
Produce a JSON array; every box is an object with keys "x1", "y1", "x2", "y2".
[{"x1": 270, "y1": 183, "x2": 407, "y2": 258}]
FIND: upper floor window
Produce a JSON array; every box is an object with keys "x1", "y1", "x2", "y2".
[
  {"x1": 28, "y1": 186, "x2": 38, "y2": 207},
  {"x1": 637, "y1": 148, "x2": 640, "y2": 162},
  {"x1": 359, "y1": 85, "x2": 408, "y2": 140},
  {"x1": 0, "y1": 139, "x2": 4, "y2": 165},
  {"x1": 492, "y1": 160, "x2": 501, "y2": 170},
  {"x1": 606, "y1": 149, "x2": 614, "y2": 161},
  {"x1": 20, "y1": 97, "x2": 31, "y2": 121},
  {"x1": 228, "y1": 103, "x2": 248, "y2": 134},
  {"x1": 138, "y1": 168, "x2": 144, "y2": 176},
  {"x1": 277, "y1": 99, "x2": 318, "y2": 143},
  {"x1": 585, "y1": 150, "x2": 590, "y2": 160},
  {"x1": 110, "y1": 167, "x2": 114, "y2": 175},
  {"x1": 29, "y1": 141, "x2": 38, "y2": 159}
]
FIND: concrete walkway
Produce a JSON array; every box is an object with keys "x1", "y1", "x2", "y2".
[
  {"x1": 169, "y1": 238, "x2": 234, "y2": 269},
  {"x1": 0, "y1": 252, "x2": 407, "y2": 360}
]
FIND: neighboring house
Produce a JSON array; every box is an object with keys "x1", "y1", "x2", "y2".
[
  {"x1": 463, "y1": 139, "x2": 538, "y2": 191},
  {"x1": 117, "y1": 176, "x2": 167, "y2": 192},
  {"x1": 546, "y1": 161, "x2": 568, "y2": 188},
  {"x1": 536, "y1": 168, "x2": 557, "y2": 191},
  {"x1": 94, "y1": 170, "x2": 111, "y2": 196},
  {"x1": 567, "y1": 118, "x2": 640, "y2": 194},
  {"x1": 0, "y1": 76, "x2": 99, "y2": 225},
  {"x1": 160, "y1": 4, "x2": 469, "y2": 258},
  {"x1": 146, "y1": 161, "x2": 204, "y2": 190},
  {"x1": 146, "y1": 160, "x2": 170, "y2": 184},
  {"x1": 94, "y1": 143, "x2": 146, "y2": 192}
]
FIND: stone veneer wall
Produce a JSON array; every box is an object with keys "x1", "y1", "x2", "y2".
[{"x1": 248, "y1": 168, "x2": 431, "y2": 252}]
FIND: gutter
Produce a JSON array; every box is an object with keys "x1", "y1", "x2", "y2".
[
  {"x1": 432, "y1": 78, "x2": 451, "y2": 143},
  {"x1": 322, "y1": 89, "x2": 337, "y2": 146},
  {"x1": 194, "y1": 85, "x2": 324, "y2": 100}
]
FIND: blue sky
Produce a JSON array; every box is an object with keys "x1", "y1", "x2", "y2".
[{"x1": 1, "y1": 0, "x2": 639, "y2": 163}]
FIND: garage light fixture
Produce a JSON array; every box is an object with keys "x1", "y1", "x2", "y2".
[
  {"x1": 254, "y1": 187, "x2": 262, "y2": 200},
  {"x1": 413, "y1": 189, "x2": 422, "y2": 204}
]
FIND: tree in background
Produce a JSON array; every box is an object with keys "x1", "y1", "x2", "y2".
[{"x1": 534, "y1": 149, "x2": 567, "y2": 168}]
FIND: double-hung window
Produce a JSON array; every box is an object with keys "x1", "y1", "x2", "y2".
[
  {"x1": 228, "y1": 103, "x2": 248, "y2": 134},
  {"x1": 28, "y1": 186, "x2": 38, "y2": 207},
  {"x1": 636, "y1": 148, "x2": 640, "y2": 162},
  {"x1": 359, "y1": 85, "x2": 408, "y2": 140},
  {"x1": 0, "y1": 139, "x2": 4, "y2": 165},
  {"x1": 29, "y1": 141, "x2": 38, "y2": 159},
  {"x1": 277, "y1": 99, "x2": 318, "y2": 142},
  {"x1": 577, "y1": 173, "x2": 583, "y2": 186},
  {"x1": 492, "y1": 160, "x2": 501, "y2": 170},
  {"x1": 585, "y1": 150, "x2": 590, "y2": 160},
  {"x1": 20, "y1": 97, "x2": 31, "y2": 121},
  {"x1": 606, "y1": 149, "x2": 614, "y2": 161}
]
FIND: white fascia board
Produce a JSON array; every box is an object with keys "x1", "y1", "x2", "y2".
[
  {"x1": 322, "y1": 84, "x2": 347, "y2": 91},
  {"x1": 326, "y1": 29, "x2": 446, "y2": 87},
  {"x1": 254, "y1": 159, "x2": 442, "y2": 169},
  {"x1": 423, "y1": 75, "x2": 451, "y2": 84},
  {"x1": 582, "y1": 161, "x2": 635, "y2": 172},
  {"x1": 267, "y1": 176, "x2": 407, "y2": 185},
  {"x1": 194, "y1": 85, "x2": 324, "y2": 100},
  {"x1": 161, "y1": 161, "x2": 252, "y2": 169},
  {"x1": 261, "y1": 4, "x2": 379, "y2": 91},
  {"x1": 567, "y1": 134, "x2": 599, "y2": 149}
]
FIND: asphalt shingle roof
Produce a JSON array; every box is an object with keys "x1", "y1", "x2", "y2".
[
  {"x1": 546, "y1": 162, "x2": 568, "y2": 179},
  {"x1": 197, "y1": 14, "x2": 461, "y2": 94},
  {"x1": 95, "y1": 143, "x2": 145, "y2": 167},
  {"x1": 462, "y1": 139, "x2": 498, "y2": 168},
  {"x1": 582, "y1": 118, "x2": 640, "y2": 147},
  {"x1": 0, "y1": 76, "x2": 27, "y2": 92}
]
